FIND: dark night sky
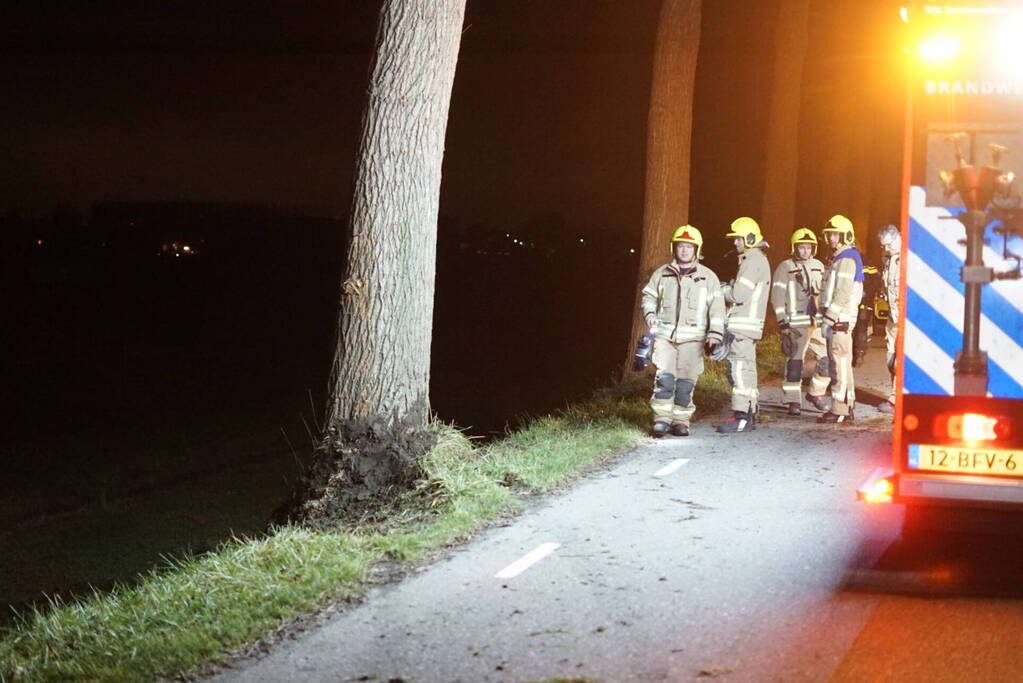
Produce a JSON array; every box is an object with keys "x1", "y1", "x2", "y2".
[
  {"x1": 2, "y1": 0, "x2": 902, "y2": 250},
  {"x1": 1, "y1": 1, "x2": 662, "y2": 239}
]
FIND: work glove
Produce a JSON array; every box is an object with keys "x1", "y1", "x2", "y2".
[
  {"x1": 644, "y1": 313, "x2": 658, "y2": 332},
  {"x1": 778, "y1": 319, "x2": 790, "y2": 331}
]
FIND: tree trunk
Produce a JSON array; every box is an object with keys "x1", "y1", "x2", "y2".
[
  {"x1": 759, "y1": 0, "x2": 810, "y2": 247},
  {"x1": 278, "y1": 0, "x2": 466, "y2": 527},
  {"x1": 624, "y1": 0, "x2": 702, "y2": 376}
]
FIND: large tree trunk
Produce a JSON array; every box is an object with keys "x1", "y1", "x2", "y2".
[
  {"x1": 624, "y1": 0, "x2": 702, "y2": 376},
  {"x1": 759, "y1": 0, "x2": 810, "y2": 247},
  {"x1": 278, "y1": 0, "x2": 466, "y2": 527}
]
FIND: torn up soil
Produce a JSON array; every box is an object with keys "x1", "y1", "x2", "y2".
[{"x1": 272, "y1": 417, "x2": 436, "y2": 528}]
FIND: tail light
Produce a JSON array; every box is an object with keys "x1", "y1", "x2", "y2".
[
  {"x1": 934, "y1": 413, "x2": 1012, "y2": 442},
  {"x1": 857, "y1": 468, "x2": 895, "y2": 504}
]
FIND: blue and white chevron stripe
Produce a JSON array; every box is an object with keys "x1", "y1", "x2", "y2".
[{"x1": 904, "y1": 186, "x2": 1023, "y2": 398}]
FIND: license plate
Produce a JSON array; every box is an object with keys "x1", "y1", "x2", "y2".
[{"x1": 908, "y1": 444, "x2": 1023, "y2": 477}]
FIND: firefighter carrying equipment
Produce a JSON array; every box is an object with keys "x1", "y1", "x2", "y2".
[
  {"x1": 725, "y1": 216, "x2": 764, "y2": 248},
  {"x1": 823, "y1": 214, "x2": 855, "y2": 246},
  {"x1": 671, "y1": 224, "x2": 704, "y2": 259},
  {"x1": 642, "y1": 253, "x2": 726, "y2": 430}
]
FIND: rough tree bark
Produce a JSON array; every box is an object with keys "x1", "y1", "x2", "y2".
[
  {"x1": 760, "y1": 0, "x2": 810, "y2": 247},
  {"x1": 278, "y1": 0, "x2": 466, "y2": 527},
  {"x1": 624, "y1": 0, "x2": 702, "y2": 376}
]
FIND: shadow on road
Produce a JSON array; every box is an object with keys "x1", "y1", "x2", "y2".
[{"x1": 842, "y1": 507, "x2": 1023, "y2": 599}]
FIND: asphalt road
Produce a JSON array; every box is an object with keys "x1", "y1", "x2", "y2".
[{"x1": 211, "y1": 350, "x2": 1023, "y2": 682}]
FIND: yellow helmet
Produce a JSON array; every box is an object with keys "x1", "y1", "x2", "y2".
[
  {"x1": 725, "y1": 216, "x2": 763, "y2": 248},
  {"x1": 822, "y1": 214, "x2": 855, "y2": 246},
  {"x1": 670, "y1": 224, "x2": 704, "y2": 259},
  {"x1": 790, "y1": 227, "x2": 818, "y2": 256}
]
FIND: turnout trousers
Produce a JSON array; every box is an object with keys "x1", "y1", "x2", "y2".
[
  {"x1": 885, "y1": 318, "x2": 898, "y2": 404},
  {"x1": 726, "y1": 334, "x2": 759, "y2": 413},
  {"x1": 826, "y1": 327, "x2": 856, "y2": 416},
  {"x1": 780, "y1": 325, "x2": 828, "y2": 405},
  {"x1": 650, "y1": 338, "x2": 705, "y2": 427}
]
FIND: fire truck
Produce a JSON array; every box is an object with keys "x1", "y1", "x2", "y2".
[{"x1": 858, "y1": 1, "x2": 1023, "y2": 516}]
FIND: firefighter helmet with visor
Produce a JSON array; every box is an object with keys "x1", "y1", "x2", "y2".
[
  {"x1": 790, "y1": 227, "x2": 818, "y2": 256},
  {"x1": 671, "y1": 224, "x2": 704, "y2": 260},
  {"x1": 725, "y1": 216, "x2": 763, "y2": 247},
  {"x1": 823, "y1": 214, "x2": 855, "y2": 246}
]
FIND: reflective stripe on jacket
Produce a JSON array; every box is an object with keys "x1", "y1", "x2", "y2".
[
  {"x1": 641, "y1": 262, "x2": 726, "y2": 343},
  {"x1": 723, "y1": 242, "x2": 771, "y2": 340},
  {"x1": 882, "y1": 251, "x2": 901, "y2": 323},
  {"x1": 821, "y1": 246, "x2": 865, "y2": 326},
  {"x1": 770, "y1": 257, "x2": 824, "y2": 328}
]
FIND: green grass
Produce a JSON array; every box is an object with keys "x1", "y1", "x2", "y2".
[
  {"x1": 0, "y1": 339, "x2": 784, "y2": 682},
  {"x1": 0, "y1": 393, "x2": 645, "y2": 681}
]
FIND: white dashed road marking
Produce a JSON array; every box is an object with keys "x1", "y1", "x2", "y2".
[
  {"x1": 653, "y1": 458, "x2": 690, "y2": 477},
  {"x1": 495, "y1": 542, "x2": 560, "y2": 579}
]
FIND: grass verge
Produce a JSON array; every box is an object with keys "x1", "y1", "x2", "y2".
[{"x1": 0, "y1": 342, "x2": 781, "y2": 682}]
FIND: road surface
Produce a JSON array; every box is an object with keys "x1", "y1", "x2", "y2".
[{"x1": 211, "y1": 345, "x2": 1023, "y2": 682}]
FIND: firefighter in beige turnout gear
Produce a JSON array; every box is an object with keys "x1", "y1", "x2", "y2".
[
  {"x1": 641, "y1": 225, "x2": 725, "y2": 437},
  {"x1": 878, "y1": 224, "x2": 901, "y2": 412},
  {"x1": 716, "y1": 217, "x2": 771, "y2": 434},
  {"x1": 816, "y1": 214, "x2": 865, "y2": 423},
  {"x1": 771, "y1": 228, "x2": 828, "y2": 416}
]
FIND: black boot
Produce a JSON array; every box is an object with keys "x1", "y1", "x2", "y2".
[
  {"x1": 652, "y1": 421, "x2": 669, "y2": 437},
  {"x1": 669, "y1": 423, "x2": 690, "y2": 437},
  {"x1": 805, "y1": 392, "x2": 829, "y2": 412},
  {"x1": 786, "y1": 402, "x2": 801, "y2": 416},
  {"x1": 817, "y1": 410, "x2": 854, "y2": 424},
  {"x1": 716, "y1": 410, "x2": 755, "y2": 433}
]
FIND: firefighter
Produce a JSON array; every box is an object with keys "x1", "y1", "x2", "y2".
[
  {"x1": 716, "y1": 217, "x2": 771, "y2": 433},
  {"x1": 878, "y1": 224, "x2": 901, "y2": 412},
  {"x1": 815, "y1": 214, "x2": 864, "y2": 424},
  {"x1": 770, "y1": 228, "x2": 828, "y2": 416},
  {"x1": 640, "y1": 225, "x2": 726, "y2": 437}
]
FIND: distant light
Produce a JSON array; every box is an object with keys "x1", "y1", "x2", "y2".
[
  {"x1": 36, "y1": 239, "x2": 44, "y2": 246},
  {"x1": 579, "y1": 238, "x2": 585, "y2": 243},
  {"x1": 505, "y1": 233, "x2": 510, "y2": 238},
  {"x1": 899, "y1": 6, "x2": 909, "y2": 23},
  {"x1": 629, "y1": 248, "x2": 636, "y2": 254},
  {"x1": 182, "y1": 245, "x2": 191, "y2": 252},
  {"x1": 918, "y1": 36, "x2": 960, "y2": 62}
]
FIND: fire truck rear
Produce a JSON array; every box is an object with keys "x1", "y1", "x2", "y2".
[{"x1": 858, "y1": 1, "x2": 1023, "y2": 513}]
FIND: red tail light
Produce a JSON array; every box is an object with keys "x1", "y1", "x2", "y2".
[{"x1": 935, "y1": 413, "x2": 1012, "y2": 442}]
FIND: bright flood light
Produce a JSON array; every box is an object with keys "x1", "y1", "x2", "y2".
[{"x1": 918, "y1": 36, "x2": 961, "y2": 62}]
